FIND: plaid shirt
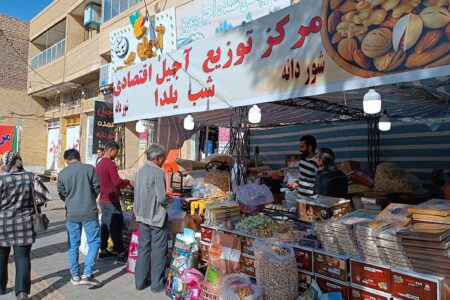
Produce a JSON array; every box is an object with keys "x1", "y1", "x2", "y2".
[{"x1": 0, "y1": 171, "x2": 36, "y2": 246}]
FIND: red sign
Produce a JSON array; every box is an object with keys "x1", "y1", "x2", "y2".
[{"x1": 0, "y1": 126, "x2": 15, "y2": 154}]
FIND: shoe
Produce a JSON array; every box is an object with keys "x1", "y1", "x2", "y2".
[
  {"x1": 16, "y1": 292, "x2": 28, "y2": 300},
  {"x1": 80, "y1": 275, "x2": 100, "y2": 286},
  {"x1": 150, "y1": 285, "x2": 166, "y2": 293},
  {"x1": 71, "y1": 276, "x2": 81, "y2": 286},
  {"x1": 98, "y1": 250, "x2": 115, "y2": 260},
  {"x1": 115, "y1": 253, "x2": 128, "y2": 264}
]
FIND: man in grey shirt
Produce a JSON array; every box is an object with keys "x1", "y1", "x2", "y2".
[
  {"x1": 134, "y1": 144, "x2": 173, "y2": 293},
  {"x1": 57, "y1": 149, "x2": 100, "y2": 287}
]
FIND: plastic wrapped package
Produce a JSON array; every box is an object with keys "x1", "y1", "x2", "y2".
[
  {"x1": 254, "y1": 239, "x2": 298, "y2": 300},
  {"x1": 180, "y1": 268, "x2": 204, "y2": 300}
]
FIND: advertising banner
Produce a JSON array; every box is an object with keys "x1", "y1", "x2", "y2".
[
  {"x1": 176, "y1": 0, "x2": 291, "y2": 48},
  {"x1": 218, "y1": 127, "x2": 230, "y2": 154},
  {"x1": 66, "y1": 125, "x2": 80, "y2": 151},
  {"x1": 46, "y1": 127, "x2": 59, "y2": 170},
  {"x1": 113, "y1": 1, "x2": 450, "y2": 123},
  {"x1": 0, "y1": 125, "x2": 16, "y2": 154},
  {"x1": 93, "y1": 101, "x2": 115, "y2": 154},
  {"x1": 110, "y1": 9, "x2": 177, "y2": 73}
]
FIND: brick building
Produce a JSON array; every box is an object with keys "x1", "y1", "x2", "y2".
[{"x1": 0, "y1": 15, "x2": 46, "y2": 171}]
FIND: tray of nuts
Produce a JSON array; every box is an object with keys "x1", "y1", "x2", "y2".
[{"x1": 321, "y1": 0, "x2": 450, "y2": 78}]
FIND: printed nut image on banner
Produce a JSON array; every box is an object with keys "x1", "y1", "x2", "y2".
[{"x1": 321, "y1": 0, "x2": 450, "y2": 77}]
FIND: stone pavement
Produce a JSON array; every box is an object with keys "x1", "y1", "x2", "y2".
[{"x1": 3, "y1": 183, "x2": 167, "y2": 300}]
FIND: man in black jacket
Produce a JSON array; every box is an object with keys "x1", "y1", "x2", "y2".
[
  {"x1": 314, "y1": 148, "x2": 349, "y2": 199},
  {"x1": 57, "y1": 149, "x2": 101, "y2": 286}
]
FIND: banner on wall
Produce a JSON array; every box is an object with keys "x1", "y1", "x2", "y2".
[
  {"x1": 176, "y1": 0, "x2": 291, "y2": 48},
  {"x1": 113, "y1": 1, "x2": 450, "y2": 123},
  {"x1": 66, "y1": 125, "x2": 80, "y2": 151},
  {"x1": 46, "y1": 127, "x2": 59, "y2": 170},
  {"x1": 93, "y1": 101, "x2": 115, "y2": 154},
  {"x1": 0, "y1": 125, "x2": 17, "y2": 154}
]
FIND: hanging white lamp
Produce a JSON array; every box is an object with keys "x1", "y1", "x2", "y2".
[
  {"x1": 184, "y1": 114, "x2": 194, "y2": 130},
  {"x1": 363, "y1": 89, "x2": 382, "y2": 114},
  {"x1": 248, "y1": 105, "x2": 261, "y2": 124},
  {"x1": 135, "y1": 120, "x2": 146, "y2": 133},
  {"x1": 378, "y1": 110, "x2": 391, "y2": 131}
]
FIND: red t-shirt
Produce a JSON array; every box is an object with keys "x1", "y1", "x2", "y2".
[{"x1": 96, "y1": 157, "x2": 130, "y2": 204}]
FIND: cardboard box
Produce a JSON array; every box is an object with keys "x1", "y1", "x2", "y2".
[
  {"x1": 293, "y1": 246, "x2": 313, "y2": 272},
  {"x1": 391, "y1": 268, "x2": 444, "y2": 300},
  {"x1": 299, "y1": 270, "x2": 314, "y2": 293},
  {"x1": 200, "y1": 224, "x2": 215, "y2": 243},
  {"x1": 351, "y1": 285, "x2": 392, "y2": 300},
  {"x1": 316, "y1": 275, "x2": 350, "y2": 300},
  {"x1": 350, "y1": 259, "x2": 391, "y2": 293},
  {"x1": 297, "y1": 196, "x2": 351, "y2": 222},
  {"x1": 314, "y1": 250, "x2": 349, "y2": 282},
  {"x1": 239, "y1": 254, "x2": 255, "y2": 277},
  {"x1": 337, "y1": 161, "x2": 361, "y2": 175}
]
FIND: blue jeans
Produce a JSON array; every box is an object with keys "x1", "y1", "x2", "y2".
[{"x1": 66, "y1": 220, "x2": 100, "y2": 278}]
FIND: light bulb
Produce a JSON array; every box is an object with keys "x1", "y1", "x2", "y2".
[
  {"x1": 378, "y1": 110, "x2": 391, "y2": 131},
  {"x1": 152, "y1": 46, "x2": 157, "y2": 52},
  {"x1": 135, "y1": 120, "x2": 146, "y2": 133},
  {"x1": 184, "y1": 114, "x2": 194, "y2": 130},
  {"x1": 363, "y1": 89, "x2": 381, "y2": 114},
  {"x1": 248, "y1": 105, "x2": 261, "y2": 124},
  {"x1": 57, "y1": 88, "x2": 60, "y2": 94}
]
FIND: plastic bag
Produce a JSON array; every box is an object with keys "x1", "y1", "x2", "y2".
[
  {"x1": 237, "y1": 183, "x2": 274, "y2": 207},
  {"x1": 201, "y1": 232, "x2": 242, "y2": 300},
  {"x1": 180, "y1": 268, "x2": 204, "y2": 300},
  {"x1": 254, "y1": 239, "x2": 298, "y2": 300},
  {"x1": 168, "y1": 196, "x2": 184, "y2": 220},
  {"x1": 220, "y1": 273, "x2": 263, "y2": 300},
  {"x1": 126, "y1": 230, "x2": 140, "y2": 274}
]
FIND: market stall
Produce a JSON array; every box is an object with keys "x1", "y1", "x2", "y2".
[{"x1": 108, "y1": 0, "x2": 450, "y2": 299}]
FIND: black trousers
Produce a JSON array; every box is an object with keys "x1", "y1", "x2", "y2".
[
  {"x1": 0, "y1": 244, "x2": 32, "y2": 296},
  {"x1": 99, "y1": 202, "x2": 125, "y2": 254},
  {"x1": 135, "y1": 221, "x2": 168, "y2": 290}
]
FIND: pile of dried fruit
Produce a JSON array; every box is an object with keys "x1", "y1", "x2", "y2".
[
  {"x1": 324, "y1": 0, "x2": 450, "y2": 75},
  {"x1": 235, "y1": 287, "x2": 255, "y2": 300}
]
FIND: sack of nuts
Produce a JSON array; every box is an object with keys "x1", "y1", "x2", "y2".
[{"x1": 253, "y1": 239, "x2": 298, "y2": 300}]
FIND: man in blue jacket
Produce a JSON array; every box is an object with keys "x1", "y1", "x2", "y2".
[{"x1": 57, "y1": 149, "x2": 101, "y2": 287}]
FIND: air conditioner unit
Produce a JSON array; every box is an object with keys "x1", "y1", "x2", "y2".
[
  {"x1": 99, "y1": 64, "x2": 112, "y2": 88},
  {"x1": 84, "y1": 2, "x2": 101, "y2": 30}
]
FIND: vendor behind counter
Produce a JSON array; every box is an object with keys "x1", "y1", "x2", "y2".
[{"x1": 314, "y1": 148, "x2": 349, "y2": 199}]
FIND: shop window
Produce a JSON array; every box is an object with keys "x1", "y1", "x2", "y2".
[
  {"x1": 103, "y1": 0, "x2": 142, "y2": 22},
  {"x1": 86, "y1": 114, "x2": 97, "y2": 165}
]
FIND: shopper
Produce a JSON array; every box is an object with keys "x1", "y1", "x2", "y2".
[
  {"x1": 96, "y1": 141, "x2": 131, "y2": 262},
  {"x1": 96, "y1": 147, "x2": 104, "y2": 166},
  {"x1": 57, "y1": 149, "x2": 101, "y2": 286},
  {"x1": 0, "y1": 151, "x2": 50, "y2": 300},
  {"x1": 288, "y1": 135, "x2": 319, "y2": 197},
  {"x1": 314, "y1": 148, "x2": 348, "y2": 198},
  {"x1": 134, "y1": 144, "x2": 173, "y2": 293}
]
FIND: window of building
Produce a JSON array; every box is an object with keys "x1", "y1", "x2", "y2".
[{"x1": 103, "y1": 0, "x2": 142, "y2": 22}]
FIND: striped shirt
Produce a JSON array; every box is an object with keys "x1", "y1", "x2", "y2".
[{"x1": 298, "y1": 157, "x2": 318, "y2": 197}]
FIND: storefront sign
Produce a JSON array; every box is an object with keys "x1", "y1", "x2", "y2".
[
  {"x1": 218, "y1": 127, "x2": 230, "y2": 154},
  {"x1": 113, "y1": 1, "x2": 450, "y2": 123},
  {"x1": 176, "y1": 0, "x2": 291, "y2": 48},
  {"x1": 110, "y1": 9, "x2": 177, "y2": 73},
  {"x1": 0, "y1": 125, "x2": 16, "y2": 154},
  {"x1": 93, "y1": 101, "x2": 115, "y2": 153}
]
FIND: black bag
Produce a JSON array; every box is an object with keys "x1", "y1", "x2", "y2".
[{"x1": 30, "y1": 174, "x2": 49, "y2": 233}]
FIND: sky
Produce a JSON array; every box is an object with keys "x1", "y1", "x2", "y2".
[{"x1": 0, "y1": 0, "x2": 53, "y2": 21}]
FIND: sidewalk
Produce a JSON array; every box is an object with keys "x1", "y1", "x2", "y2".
[{"x1": 3, "y1": 183, "x2": 165, "y2": 300}]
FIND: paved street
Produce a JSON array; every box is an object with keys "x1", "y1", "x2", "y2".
[{"x1": 3, "y1": 183, "x2": 166, "y2": 300}]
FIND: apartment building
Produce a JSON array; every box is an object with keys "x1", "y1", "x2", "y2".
[
  {"x1": 28, "y1": 0, "x2": 291, "y2": 170},
  {"x1": 1, "y1": 14, "x2": 47, "y2": 171}
]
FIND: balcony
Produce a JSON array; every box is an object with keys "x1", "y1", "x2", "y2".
[{"x1": 30, "y1": 39, "x2": 66, "y2": 70}]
